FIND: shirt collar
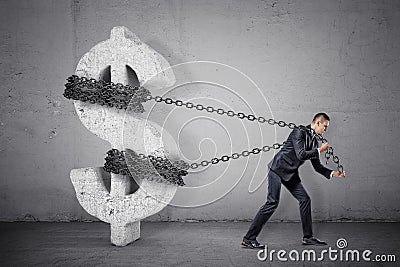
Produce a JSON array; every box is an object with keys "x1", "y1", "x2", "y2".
[{"x1": 306, "y1": 124, "x2": 317, "y2": 139}]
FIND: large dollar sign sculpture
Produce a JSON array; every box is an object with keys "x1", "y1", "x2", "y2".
[{"x1": 70, "y1": 26, "x2": 178, "y2": 246}]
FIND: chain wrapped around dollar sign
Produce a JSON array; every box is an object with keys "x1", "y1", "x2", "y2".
[
  {"x1": 63, "y1": 75, "x2": 151, "y2": 112},
  {"x1": 104, "y1": 149, "x2": 188, "y2": 186}
]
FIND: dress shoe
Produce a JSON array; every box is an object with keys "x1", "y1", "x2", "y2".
[
  {"x1": 241, "y1": 238, "x2": 265, "y2": 249},
  {"x1": 302, "y1": 236, "x2": 327, "y2": 246}
]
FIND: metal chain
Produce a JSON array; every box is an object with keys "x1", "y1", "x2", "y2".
[
  {"x1": 151, "y1": 95, "x2": 344, "y2": 172},
  {"x1": 150, "y1": 95, "x2": 298, "y2": 130},
  {"x1": 188, "y1": 142, "x2": 285, "y2": 169},
  {"x1": 63, "y1": 75, "x2": 151, "y2": 112},
  {"x1": 64, "y1": 76, "x2": 344, "y2": 174},
  {"x1": 103, "y1": 148, "x2": 188, "y2": 186},
  {"x1": 317, "y1": 135, "x2": 344, "y2": 173}
]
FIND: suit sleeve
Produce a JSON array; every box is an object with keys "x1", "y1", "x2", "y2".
[
  {"x1": 311, "y1": 158, "x2": 333, "y2": 179},
  {"x1": 291, "y1": 127, "x2": 320, "y2": 161}
]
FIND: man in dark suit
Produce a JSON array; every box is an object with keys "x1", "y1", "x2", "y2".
[{"x1": 241, "y1": 113, "x2": 345, "y2": 249}]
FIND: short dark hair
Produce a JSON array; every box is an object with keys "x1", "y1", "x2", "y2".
[{"x1": 313, "y1": 112, "x2": 330, "y2": 122}]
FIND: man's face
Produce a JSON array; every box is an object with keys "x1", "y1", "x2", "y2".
[{"x1": 315, "y1": 119, "x2": 329, "y2": 135}]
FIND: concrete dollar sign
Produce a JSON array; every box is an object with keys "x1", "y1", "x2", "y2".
[{"x1": 70, "y1": 26, "x2": 178, "y2": 246}]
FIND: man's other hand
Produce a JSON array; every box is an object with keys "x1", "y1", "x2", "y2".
[
  {"x1": 333, "y1": 171, "x2": 345, "y2": 178},
  {"x1": 319, "y1": 142, "x2": 330, "y2": 153}
]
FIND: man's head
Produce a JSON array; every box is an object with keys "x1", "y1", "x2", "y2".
[{"x1": 311, "y1": 112, "x2": 330, "y2": 134}]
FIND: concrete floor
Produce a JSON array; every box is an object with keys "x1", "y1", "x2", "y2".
[{"x1": 0, "y1": 222, "x2": 399, "y2": 266}]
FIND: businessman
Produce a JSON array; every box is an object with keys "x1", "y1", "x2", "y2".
[{"x1": 242, "y1": 113, "x2": 345, "y2": 249}]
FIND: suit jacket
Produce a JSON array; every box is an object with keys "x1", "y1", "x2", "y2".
[{"x1": 269, "y1": 124, "x2": 332, "y2": 181}]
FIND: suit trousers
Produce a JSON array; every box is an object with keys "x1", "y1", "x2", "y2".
[{"x1": 244, "y1": 170, "x2": 313, "y2": 240}]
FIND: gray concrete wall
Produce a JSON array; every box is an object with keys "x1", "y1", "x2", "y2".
[{"x1": 1, "y1": 0, "x2": 399, "y2": 221}]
